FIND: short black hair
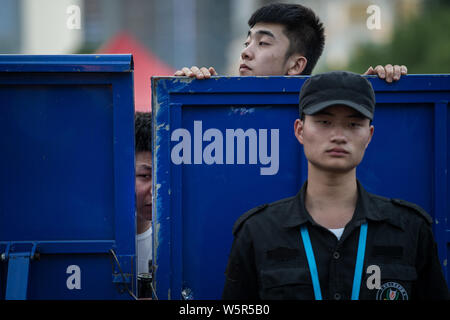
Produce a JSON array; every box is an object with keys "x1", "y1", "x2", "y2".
[
  {"x1": 135, "y1": 112, "x2": 152, "y2": 153},
  {"x1": 248, "y1": 3, "x2": 325, "y2": 75}
]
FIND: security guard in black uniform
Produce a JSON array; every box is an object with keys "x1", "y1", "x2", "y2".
[{"x1": 222, "y1": 71, "x2": 449, "y2": 300}]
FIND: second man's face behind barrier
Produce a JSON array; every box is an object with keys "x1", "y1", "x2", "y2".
[
  {"x1": 295, "y1": 105, "x2": 374, "y2": 174},
  {"x1": 240, "y1": 22, "x2": 297, "y2": 76},
  {"x1": 136, "y1": 151, "x2": 152, "y2": 224}
]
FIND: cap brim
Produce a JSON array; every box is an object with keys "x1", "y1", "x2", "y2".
[{"x1": 303, "y1": 99, "x2": 373, "y2": 120}]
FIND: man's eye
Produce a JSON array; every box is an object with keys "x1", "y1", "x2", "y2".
[
  {"x1": 259, "y1": 41, "x2": 269, "y2": 46},
  {"x1": 243, "y1": 41, "x2": 249, "y2": 47},
  {"x1": 317, "y1": 120, "x2": 330, "y2": 125},
  {"x1": 349, "y1": 122, "x2": 362, "y2": 128}
]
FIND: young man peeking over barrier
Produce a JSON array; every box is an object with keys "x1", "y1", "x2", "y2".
[
  {"x1": 174, "y1": 3, "x2": 407, "y2": 82},
  {"x1": 221, "y1": 71, "x2": 449, "y2": 300}
]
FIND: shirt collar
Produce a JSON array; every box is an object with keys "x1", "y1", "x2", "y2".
[
  {"x1": 357, "y1": 181, "x2": 405, "y2": 230},
  {"x1": 282, "y1": 179, "x2": 404, "y2": 230},
  {"x1": 281, "y1": 180, "x2": 312, "y2": 228}
]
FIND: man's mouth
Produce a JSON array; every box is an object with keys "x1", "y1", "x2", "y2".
[
  {"x1": 239, "y1": 64, "x2": 252, "y2": 72},
  {"x1": 326, "y1": 148, "x2": 349, "y2": 156}
]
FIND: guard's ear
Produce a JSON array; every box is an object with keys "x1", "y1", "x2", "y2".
[
  {"x1": 287, "y1": 55, "x2": 307, "y2": 76},
  {"x1": 294, "y1": 118, "x2": 305, "y2": 144},
  {"x1": 365, "y1": 125, "x2": 374, "y2": 149}
]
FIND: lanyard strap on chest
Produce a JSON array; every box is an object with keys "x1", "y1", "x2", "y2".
[{"x1": 300, "y1": 222, "x2": 368, "y2": 300}]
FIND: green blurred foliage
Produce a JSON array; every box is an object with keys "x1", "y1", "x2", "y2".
[{"x1": 348, "y1": 4, "x2": 450, "y2": 74}]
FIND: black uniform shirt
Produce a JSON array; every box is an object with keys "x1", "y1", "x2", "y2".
[{"x1": 222, "y1": 180, "x2": 449, "y2": 300}]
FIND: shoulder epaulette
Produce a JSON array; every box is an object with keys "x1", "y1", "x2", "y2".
[
  {"x1": 391, "y1": 198, "x2": 433, "y2": 225},
  {"x1": 232, "y1": 204, "x2": 268, "y2": 236},
  {"x1": 370, "y1": 193, "x2": 390, "y2": 203}
]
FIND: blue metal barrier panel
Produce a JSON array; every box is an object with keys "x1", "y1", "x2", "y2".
[
  {"x1": 0, "y1": 55, "x2": 136, "y2": 300},
  {"x1": 152, "y1": 75, "x2": 450, "y2": 300}
]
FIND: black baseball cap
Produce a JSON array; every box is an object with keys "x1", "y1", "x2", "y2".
[{"x1": 299, "y1": 71, "x2": 375, "y2": 120}]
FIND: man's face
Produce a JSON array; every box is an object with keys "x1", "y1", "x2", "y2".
[
  {"x1": 239, "y1": 22, "x2": 292, "y2": 76},
  {"x1": 295, "y1": 105, "x2": 374, "y2": 174},
  {"x1": 135, "y1": 151, "x2": 152, "y2": 222}
]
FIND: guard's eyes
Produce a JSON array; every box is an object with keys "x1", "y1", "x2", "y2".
[
  {"x1": 316, "y1": 120, "x2": 331, "y2": 125},
  {"x1": 349, "y1": 122, "x2": 363, "y2": 128}
]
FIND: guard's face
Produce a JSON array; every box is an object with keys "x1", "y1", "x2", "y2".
[
  {"x1": 135, "y1": 151, "x2": 152, "y2": 222},
  {"x1": 239, "y1": 23, "x2": 292, "y2": 76},
  {"x1": 294, "y1": 105, "x2": 374, "y2": 174}
]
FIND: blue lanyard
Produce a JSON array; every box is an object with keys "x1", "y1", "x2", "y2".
[{"x1": 300, "y1": 222, "x2": 368, "y2": 300}]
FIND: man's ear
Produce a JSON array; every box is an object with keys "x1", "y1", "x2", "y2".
[
  {"x1": 294, "y1": 118, "x2": 305, "y2": 144},
  {"x1": 365, "y1": 125, "x2": 374, "y2": 149},
  {"x1": 287, "y1": 55, "x2": 307, "y2": 76}
]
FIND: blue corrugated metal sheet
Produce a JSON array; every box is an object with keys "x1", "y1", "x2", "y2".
[
  {"x1": 0, "y1": 54, "x2": 136, "y2": 299},
  {"x1": 152, "y1": 75, "x2": 449, "y2": 299},
  {"x1": 0, "y1": 54, "x2": 133, "y2": 72}
]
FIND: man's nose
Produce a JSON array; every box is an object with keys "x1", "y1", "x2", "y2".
[
  {"x1": 241, "y1": 44, "x2": 254, "y2": 61},
  {"x1": 146, "y1": 181, "x2": 152, "y2": 195},
  {"x1": 330, "y1": 126, "x2": 348, "y2": 143}
]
